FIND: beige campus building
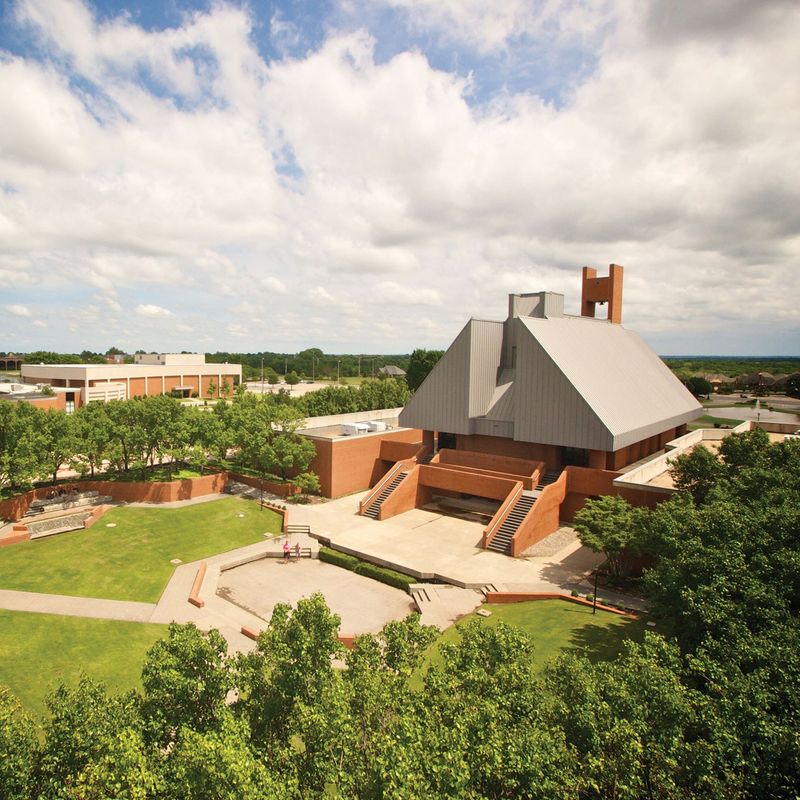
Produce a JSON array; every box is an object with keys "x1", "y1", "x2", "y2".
[{"x1": 20, "y1": 353, "x2": 241, "y2": 411}]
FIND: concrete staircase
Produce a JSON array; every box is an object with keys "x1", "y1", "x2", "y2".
[
  {"x1": 487, "y1": 491, "x2": 537, "y2": 554},
  {"x1": 363, "y1": 471, "x2": 408, "y2": 519},
  {"x1": 535, "y1": 470, "x2": 562, "y2": 491},
  {"x1": 25, "y1": 490, "x2": 108, "y2": 517}
]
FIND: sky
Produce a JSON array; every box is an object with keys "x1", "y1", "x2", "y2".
[{"x1": 1, "y1": 0, "x2": 798, "y2": 357}]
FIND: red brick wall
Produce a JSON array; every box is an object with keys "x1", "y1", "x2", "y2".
[
  {"x1": 80, "y1": 472, "x2": 227, "y2": 504},
  {"x1": 456, "y1": 434, "x2": 562, "y2": 472},
  {"x1": 128, "y1": 377, "x2": 146, "y2": 397},
  {"x1": 561, "y1": 466, "x2": 664, "y2": 522},
  {"x1": 309, "y1": 428, "x2": 423, "y2": 498},
  {"x1": 418, "y1": 464, "x2": 518, "y2": 501},
  {"x1": 436, "y1": 448, "x2": 540, "y2": 478}
]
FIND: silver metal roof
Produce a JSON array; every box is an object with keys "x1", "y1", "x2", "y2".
[{"x1": 399, "y1": 311, "x2": 702, "y2": 452}]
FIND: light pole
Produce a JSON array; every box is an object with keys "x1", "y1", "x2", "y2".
[
  {"x1": 592, "y1": 568, "x2": 606, "y2": 615},
  {"x1": 337, "y1": 360, "x2": 341, "y2": 383},
  {"x1": 371, "y1": 357, "x2": 375, "y2": 377},
  {"x1": 260, "y1": 357, "x2": 264, "y2": 395},
  {"x1": 358, "y1": 355, "x2": 361, "y2": 377}
]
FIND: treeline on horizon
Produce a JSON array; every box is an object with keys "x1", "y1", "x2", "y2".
[
  {"x1": 662, "y1": 356, "x2": 800, "y2": 377},
  {"x1": 5, "y1": 350, "x2": 800, "y2": 383}
]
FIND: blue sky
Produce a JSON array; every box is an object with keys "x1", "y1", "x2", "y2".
[{"x1": 1, "y1": 0, "x2": 798, "y2": 356}]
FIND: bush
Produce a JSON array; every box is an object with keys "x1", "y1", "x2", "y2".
[
  {"x1": 570, "y1": 589, "x2": 580, "y2": 597},
  {"x1": 318, "y1": 547, "x2": 415, "y2": 592},
  {"x1": 318, "y1": 547, "x2": 360, "y2": 571},
  {"x1": 586, "y1": 594, "x2": 595, "y2": 603},
  {"x1": 353, "y1": 561, "x2": 415, "y2": 591}
]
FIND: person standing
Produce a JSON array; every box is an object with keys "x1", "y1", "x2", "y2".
[{"x1": 283, "y1": 540, "x2": 290, "y2": 561}]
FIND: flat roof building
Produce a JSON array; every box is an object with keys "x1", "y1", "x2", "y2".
[{"x1": 20, "y1": 354, "x2": 241, "y2": 410}]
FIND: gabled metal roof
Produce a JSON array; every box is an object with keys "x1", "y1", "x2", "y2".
[
  {"x1": 399, "y1": 310, "x2": 702, "y2": 452},
  {"x1": 514, "y1": 316, "x2": 701, "y2": 450}
]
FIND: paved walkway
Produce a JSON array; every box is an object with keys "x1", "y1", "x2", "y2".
[
  {"x1": 0, "y1": 489, "x2": 645, "y2": 655},
  {"x1": 0, "y1": 589, "x2": 157, "y2": 622}
]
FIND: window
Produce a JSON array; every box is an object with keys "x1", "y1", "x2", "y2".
[
  {"x1": 65, "y1": 392, "x2": 75, "y2": 415},
  {"x1": 562, "y1": 447, "x2": 589, "y2": 467}
]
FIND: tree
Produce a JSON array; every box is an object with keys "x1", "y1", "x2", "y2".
[
  {"x1": 39, "y1": 408, "x2": 78, "y2": 484},
  {"x1": 0, "y1": 688, "x2": 37, "y2": 800},
  {"x1": 206, "y1": 378, "x2": 217, "y2": 401},
  {"x1": 573, "y1": 495, "x2": 648, "y2": 581},
  {"x1": 141, "y1": 623, "x2": 233, "y2": 747},
  {"x1": 668, "y1": 445, "x2": 724, "y2": 504},
  {"x1": 686, "y1": 376, "x2": 713, "y2": 397},
  {"x1": 38, "y1": 678, "x2": 155, "y2": 800},
  {"x1": 405, "y1": 348, "x2": 444, "y2": 391},
  {"x1": 220, "y1": 378, "x2": 232, "y2": 399},
  {"x1": 292, "y1": 471, "x2": 321, "y2": 497},
  {"x1": 0, "y1": 402, "x2": 46, "y2": 491},
  {"x1": 72, "y1": 402, "x2": 112, "y2": 478},
  {"x1": 284, "y1": 371, "x2": 300, "y2": 386},
  {"x1": 786, "y1": 372, "x2": 800, "y2": 399}
]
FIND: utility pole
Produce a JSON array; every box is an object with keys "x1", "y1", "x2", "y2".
[
  {"x1": 284, "y1": 355, "x2": 288, "y2": 376},
  {"x1": 358, "y1": 355, "x2": 361, "y2": 377},
  {"x1": 260, "y1": 357, "x2": 264, "y2": 395},
  {"x1": 337, "y1": 360, "x2": 341, "y2": 383}
]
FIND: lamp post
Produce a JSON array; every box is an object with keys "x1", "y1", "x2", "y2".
[
  {"x1": 358, "y1": 355, "x2": 361, "y2": 378},
  {"x1": 592, "y1": 568, "x2": 606, "y2": 615},
  {"x1": 337, "y1": 360, "x2": 341, "y2": 383},
  {"x1": 260, "y1": 357, "x2": 264, "y2": 395}
]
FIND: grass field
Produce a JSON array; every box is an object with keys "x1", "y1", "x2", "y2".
[
  {"x1": 416, "y1": 600, "x2": 649, "y2": 683},
  {"x1": 0, "y1": 497, "x2": 282, "y2": 602},
  {"x1": 0, "y1": 610, "x2": 165, "y2": 717},
  {"x1": 688, "y1": 414, "x2": 744, "y2": 430}
]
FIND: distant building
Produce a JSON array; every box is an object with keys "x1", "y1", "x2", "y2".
[
  {"x1": 378, "y1": 365, "x2": 406, "y2": 377},
  {"x1": 18, "y1": 353, "x2": 241, "y2": 411},
  {"x1": 0, "y1": 353, "x2": 23, "y2": 371}
]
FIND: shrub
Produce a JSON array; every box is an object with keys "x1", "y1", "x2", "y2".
[
  {"x1": 353, "y1": 561, "x2": 415, "y2": 592},
  {"x1": 570, "y1": 589, "x2": 580, "y2": 597},
  {"x1": 318, "y1": 547, "x2": 360, "y2": 571},
  {"x1": 586, "y1": 594, "x2": 595, "y2": 603},
  {"x1": 318, "y1": 547, "x2": 415, "y2": 592}
]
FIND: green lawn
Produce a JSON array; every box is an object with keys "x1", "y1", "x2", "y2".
[
  {"x1": 0, "y1": 498, "x2": 282, "y2": 602},
  {"x1": 688, "y1": 414, "x2": 744, "y2": 430},
  {"x1": 107, "y1": 465, "x2": 204, "y2": 482},
  {"x1": 0, "y1": 610, "x2": 165, "y2": 718},
  {"x1": 416, "y1": 600, "x2": 649, "y2": 683}
]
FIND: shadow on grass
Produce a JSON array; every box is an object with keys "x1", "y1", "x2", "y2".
[{"x1": 561, "y1": 614, "x2": 647, "y2": 664}]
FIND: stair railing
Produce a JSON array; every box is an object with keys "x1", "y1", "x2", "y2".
[{"x1": 482, "y1": 480, "x2": 524, "y2": 550}]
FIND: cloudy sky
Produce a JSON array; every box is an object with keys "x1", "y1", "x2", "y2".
[{"x1": 1, "y1": 0, "x2": 798, "y2": 356}]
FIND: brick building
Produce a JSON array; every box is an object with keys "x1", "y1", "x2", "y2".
[{"x1": 355, "y1": 265, "x2": 702, "y2": 555}]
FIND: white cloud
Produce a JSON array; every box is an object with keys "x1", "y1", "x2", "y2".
[
  {"x1": 0, "y1": 0, "x2": 798, "y2": 355},
  {"x1": 135, "y1": 303, "x2": 173, "y2": 318},
  {"x1": 262, "y1": 276, "x2": 287, "y2": 294},
  {"x1": 32, "y1": 319, "x2": 47, "y2": 327},
  {"x1": 6, "y1": 304, "x2": 31, "y2": 317}
]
